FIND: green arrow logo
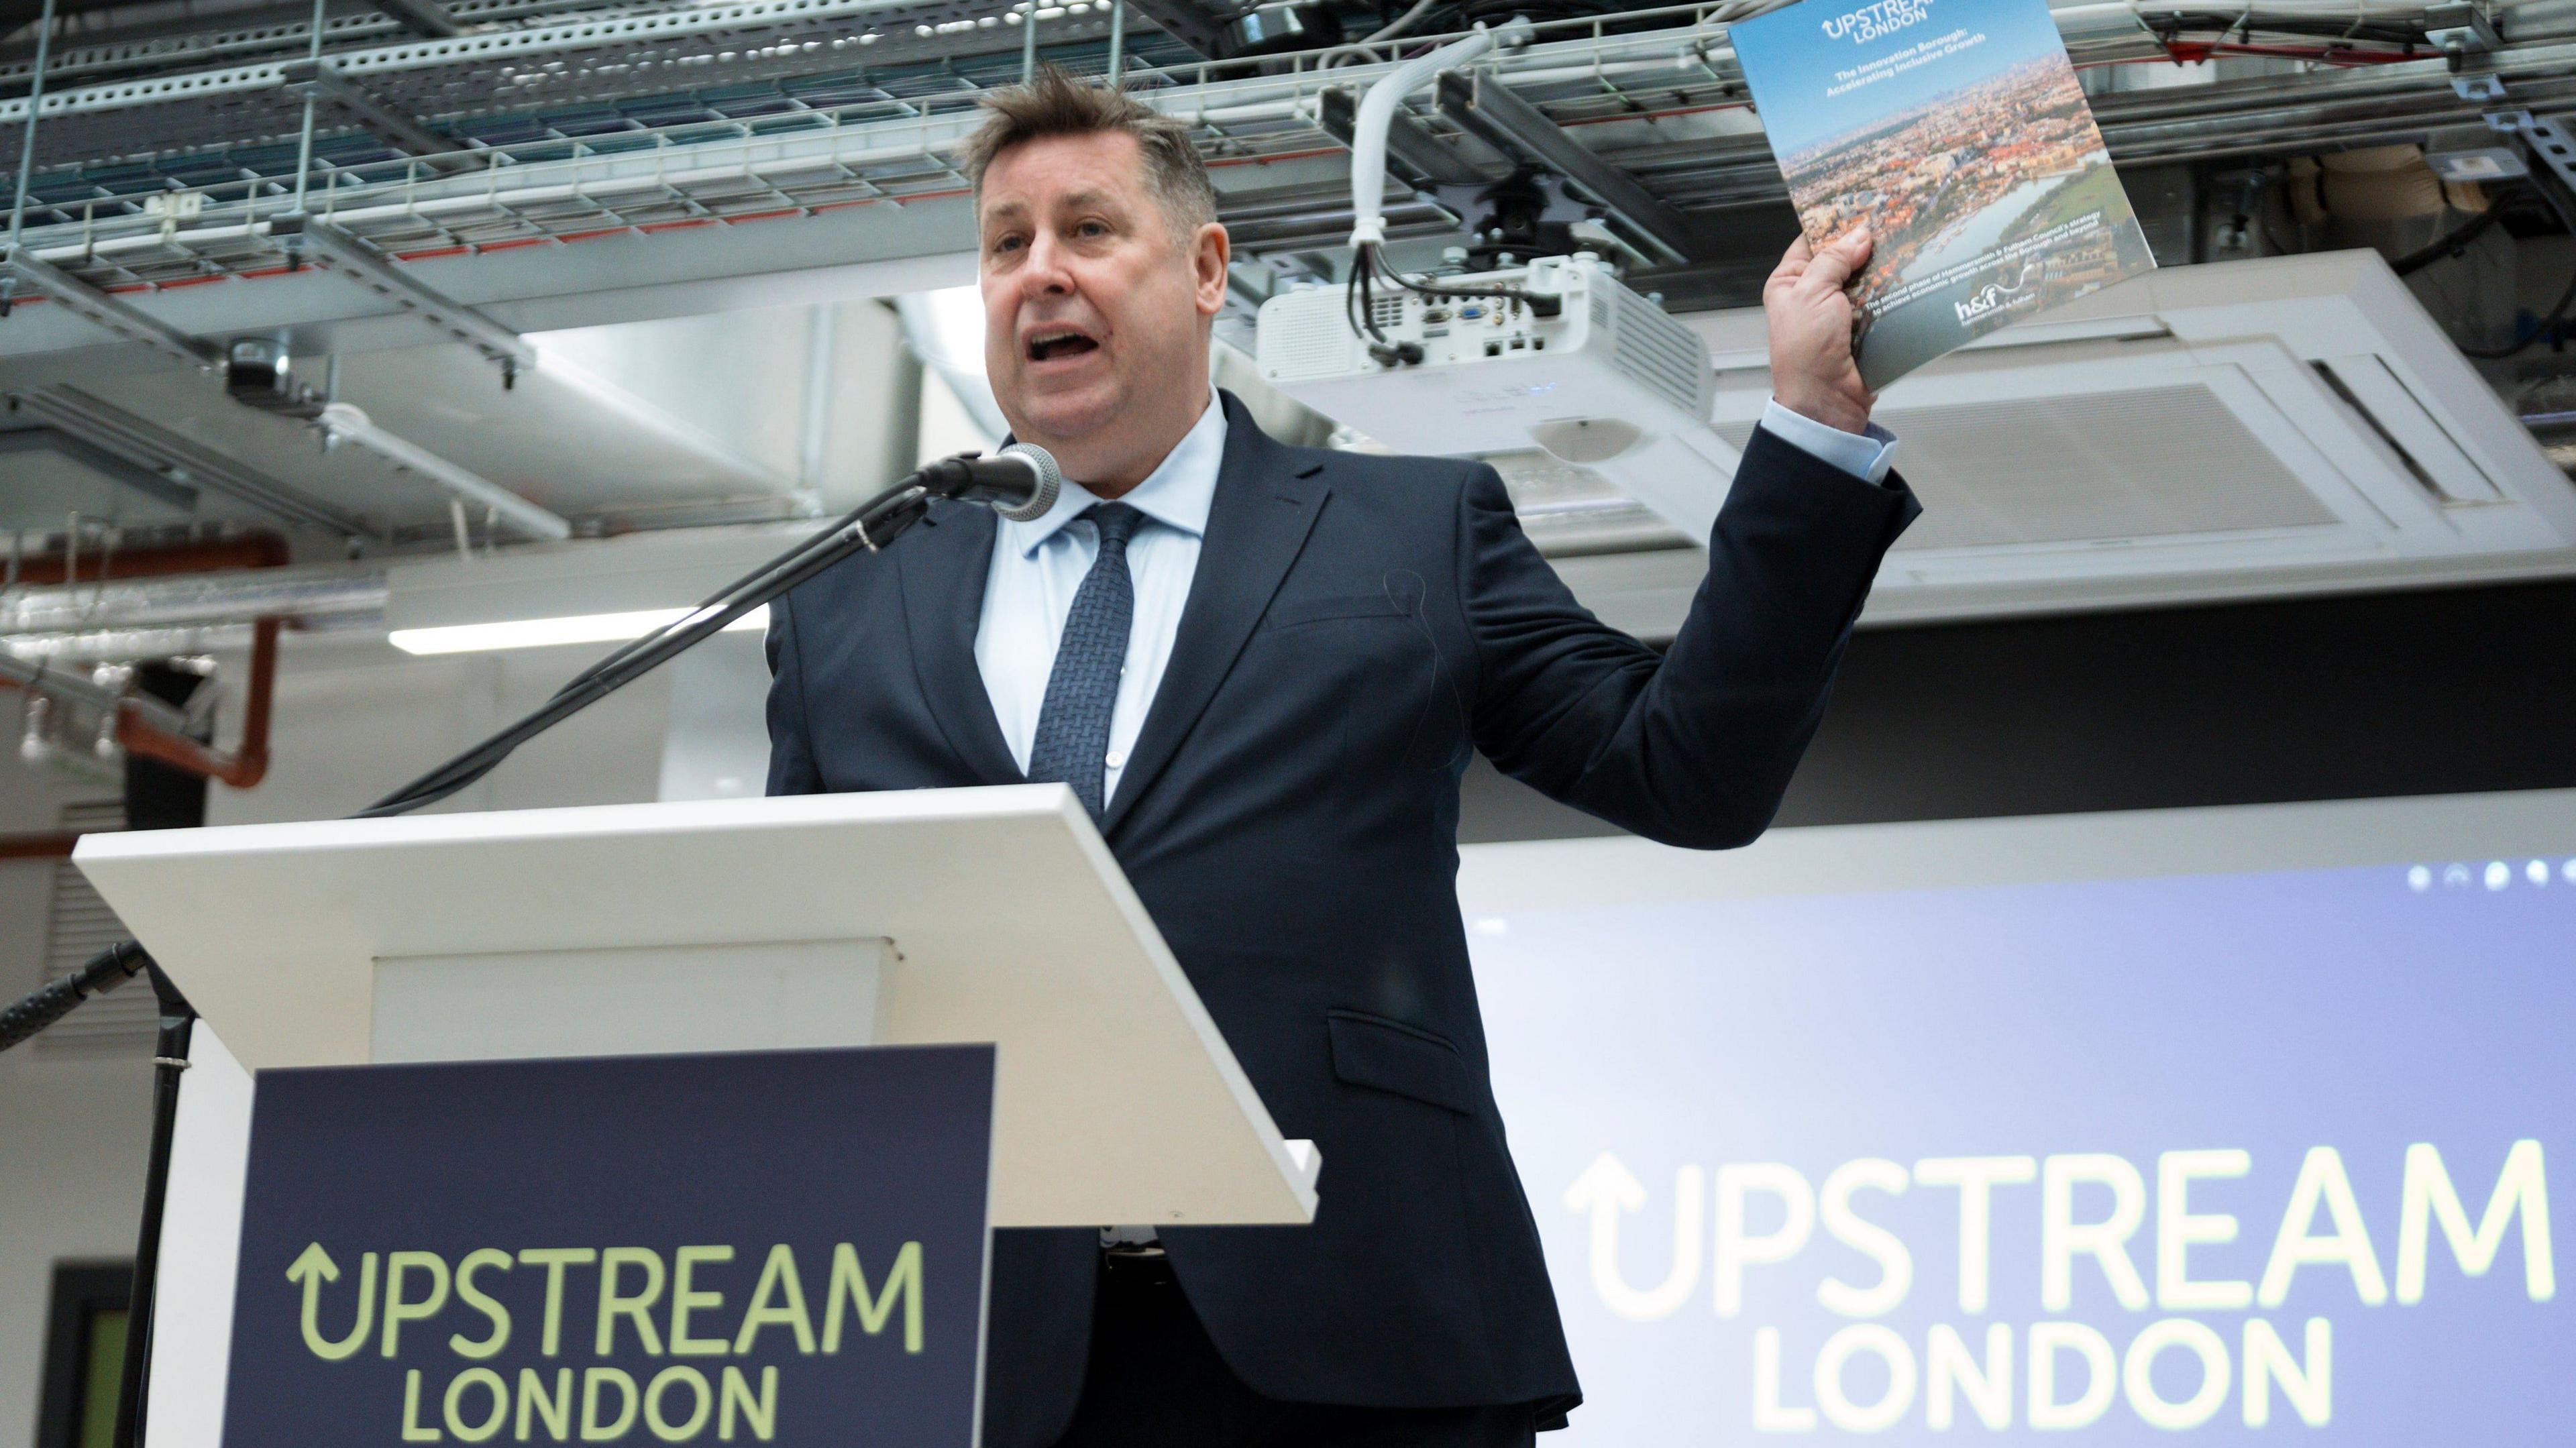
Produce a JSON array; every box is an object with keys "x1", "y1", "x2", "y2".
[{"x1": 286, "y1": 1242, "x2": 377, "y2": 1361}]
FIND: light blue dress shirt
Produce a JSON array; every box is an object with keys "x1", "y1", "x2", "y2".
[
  {"x1": 973, "y1": 394, "x2": 1896, "y2": 794},
  {"x1": 977, "y1": 395, "x2": 1229, "y2": 803},
  {"x1": 1758, "y1": 396, "x2": 1900, "y2": 484}
]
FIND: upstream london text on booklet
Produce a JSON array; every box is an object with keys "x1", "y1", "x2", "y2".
[{"x1": 1731, "y1": 0, "x2": 2155, "y2": 389}]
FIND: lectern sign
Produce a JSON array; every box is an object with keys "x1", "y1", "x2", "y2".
[{"x1": 221, "y1": 1046, "x2": 996, "y2": 1447}]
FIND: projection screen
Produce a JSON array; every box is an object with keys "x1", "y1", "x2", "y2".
[{"x1": 1460, "y1": 787, "x2": 2571, "y2": 1445}]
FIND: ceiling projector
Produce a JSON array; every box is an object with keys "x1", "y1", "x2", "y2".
[{"x1": 1254, "y1": 252, "x2": 1733, "y2": 538}]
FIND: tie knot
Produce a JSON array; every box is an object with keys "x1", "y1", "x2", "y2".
[{"x1": 1085, "y1": 502, "x2": 1146, "y2": 554}]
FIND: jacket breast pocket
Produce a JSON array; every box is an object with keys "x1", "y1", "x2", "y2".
[
  {"x1": 1258, "y1": 577, "x2": 1464, "y2": 775},
  {"x1": 1263, "y1": 593, "x2": 1410, "y2": 631},
  {"x1": 1328, "y1": 1009, "x2": 1480, "y2": 1115}
]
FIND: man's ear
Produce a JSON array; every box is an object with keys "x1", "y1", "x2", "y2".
[{"x1": 1192, "y1": 221, "x2": 1231, "y2": 319}]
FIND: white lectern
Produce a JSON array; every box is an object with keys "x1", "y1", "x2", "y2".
[{"x1": 74, "y1": 784, "x2": 1320, "y2": 1447}]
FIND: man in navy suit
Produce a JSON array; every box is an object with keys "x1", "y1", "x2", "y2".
[{"x1": 767, "y1": 68, "x2": 1918, "y2": 1448}]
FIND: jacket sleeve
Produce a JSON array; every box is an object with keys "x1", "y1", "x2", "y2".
[
  {"x1": 764, "y1": 590, "x2": 824, "y2": 797},
  {"x1": 1462, "y1": 424, "x2": 1920, "y2": 848}
]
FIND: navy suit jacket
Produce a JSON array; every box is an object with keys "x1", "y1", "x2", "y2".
[{"x1": 766, "y1": 391, "x2": 1919, "y2": 1445}]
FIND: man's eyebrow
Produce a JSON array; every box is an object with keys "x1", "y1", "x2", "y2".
[
  {"x1": 977, "y1": 186, "x2": 1132, "y2": 232},
  {"x1": 991, "y1": 186, "x2": 1130, "y2": 216}
]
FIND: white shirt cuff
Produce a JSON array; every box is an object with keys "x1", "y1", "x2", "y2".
[{"x1": 1760, "y1": 397, "x2": 1899, "y2": 486}]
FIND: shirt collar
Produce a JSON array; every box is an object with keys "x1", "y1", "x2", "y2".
[{"x1": 1004, "y1": 395, "x2": 1227, "y2": 558}]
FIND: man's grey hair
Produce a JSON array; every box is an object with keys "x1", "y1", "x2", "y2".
[{"x1": 960, "y1": 65, "x2": 1219, "y2": 234}]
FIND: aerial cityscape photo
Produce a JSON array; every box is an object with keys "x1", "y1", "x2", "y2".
[{"x1": 1736, "y1": 0, "x2": 2155, "y2": 385}]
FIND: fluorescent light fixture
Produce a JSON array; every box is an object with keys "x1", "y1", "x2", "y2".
[{"x1": 390, "y1": 605, "x2": 768, "y2": 657}]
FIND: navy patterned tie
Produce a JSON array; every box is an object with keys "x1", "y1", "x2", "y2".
[{"x1": 1026, "y1": 502, "x2": 1146, "y2": 820}]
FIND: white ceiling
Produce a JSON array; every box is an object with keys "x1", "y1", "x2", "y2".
[{"x1": 0, "y1": 295, "x2": 926, "y2": 545}]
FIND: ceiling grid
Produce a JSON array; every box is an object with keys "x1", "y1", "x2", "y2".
[{"x1": 0, "y1": 7, "x2": 2558, "y2": 306}]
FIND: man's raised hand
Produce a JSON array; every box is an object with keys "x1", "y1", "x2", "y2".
[{"x1": 1764, "y1": 229, "x2": 1877, "y2": 436}]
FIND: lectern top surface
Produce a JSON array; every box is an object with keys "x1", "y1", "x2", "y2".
[
  {"x1": 75, "y1": 785, "x2": 1318, "y2": 1229},
  {"x1": 80, "y1": 786, "x2": 1123, "y2": 987}
]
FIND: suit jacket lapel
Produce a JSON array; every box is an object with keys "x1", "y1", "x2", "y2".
[
  {"x1": 896, "y1": 502, "x2": 1025, "y2": 785},
  {"x1": 1102, "y1": 394, "x2": 1328, "y2": 835}
]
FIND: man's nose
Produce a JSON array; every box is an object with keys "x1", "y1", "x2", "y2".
[{"x1": 1019, "y1": 229, "x2": 1076, "y2": 295}]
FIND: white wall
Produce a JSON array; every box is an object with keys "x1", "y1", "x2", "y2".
[
  {"x1": 203, "y1": 634, "x2": 675, "y2": 828},
  {"x1": 0, "y1": 1036, "x2": 153, "y2": 1448},
  {"x1": 0, "y1": 689, "x2": 154, "y2": 1448},
  {"x1": 657, "y1": 634, "x2": 773, "y2": 803}
]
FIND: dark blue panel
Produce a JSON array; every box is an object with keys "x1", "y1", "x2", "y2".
[{"x1": 221, "y1": 1045, "x2": 994, "y2": 1448}]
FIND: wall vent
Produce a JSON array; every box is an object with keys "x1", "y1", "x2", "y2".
[{"x1": 36, "y1": 800, "x2": 153, "y2": 1056}]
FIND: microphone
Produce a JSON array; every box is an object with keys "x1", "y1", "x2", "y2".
[{"x1": 921, "y1": 443, "x2": 1061, "y2": 523}]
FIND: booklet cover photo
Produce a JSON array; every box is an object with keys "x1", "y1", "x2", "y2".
[{"x1": 1731, "y1": 0, "x2": 2155, "y2": 389}]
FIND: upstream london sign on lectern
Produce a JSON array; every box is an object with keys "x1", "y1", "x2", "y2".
[
  {"x1": 74, "y1": 789, "x2": 1320, "y2": 1448},
  {"x1": 221, "y1": 1046, "x2": 996, "y2": 1447}
]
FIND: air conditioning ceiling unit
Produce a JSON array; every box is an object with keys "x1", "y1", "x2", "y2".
[
  {"x1": 1693, "y1": 249, "x2": 2576, "y2": 620},
  {"x1": 1263, "y1": 248, "x2": 2576, "y2": 627}
]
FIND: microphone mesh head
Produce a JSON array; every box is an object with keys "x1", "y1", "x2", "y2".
[{"x1": 995, "y1": 443, "x2": 1062, "y2": 522}]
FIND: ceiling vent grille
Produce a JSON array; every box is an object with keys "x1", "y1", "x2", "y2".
[
  {"x1": 1691, "y1": 251, "x2": 2576, "y2": 613},
  {"x1": 1718, "y1": 382, "x2": 2337, "y2": 551},
  {"x1": 36, "y1": 800, "x2": 154, "y2": 1056}
]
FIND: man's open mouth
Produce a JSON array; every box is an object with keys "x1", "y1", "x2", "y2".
[{"x1": 1026, "y1": 329, "x2": 1100, "y2": 362}]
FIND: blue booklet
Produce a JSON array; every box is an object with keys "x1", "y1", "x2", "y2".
[{"x1": 1730, "y1": 0, "x2": 2155, "y2": 388}]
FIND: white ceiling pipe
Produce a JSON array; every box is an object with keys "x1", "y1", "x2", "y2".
[
  {"x1": 1350, "y1": 19, "x2": 1532, "y2": 247},
  {"x1": 1, "y1": 620, "x2": 339, "y2": 663},
  {"x1": 0, "y1": 565, "x2": 387, "y2": 634},
  {"x1": 315, "y1": 402, "x2": 572, "y2": 541}
]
